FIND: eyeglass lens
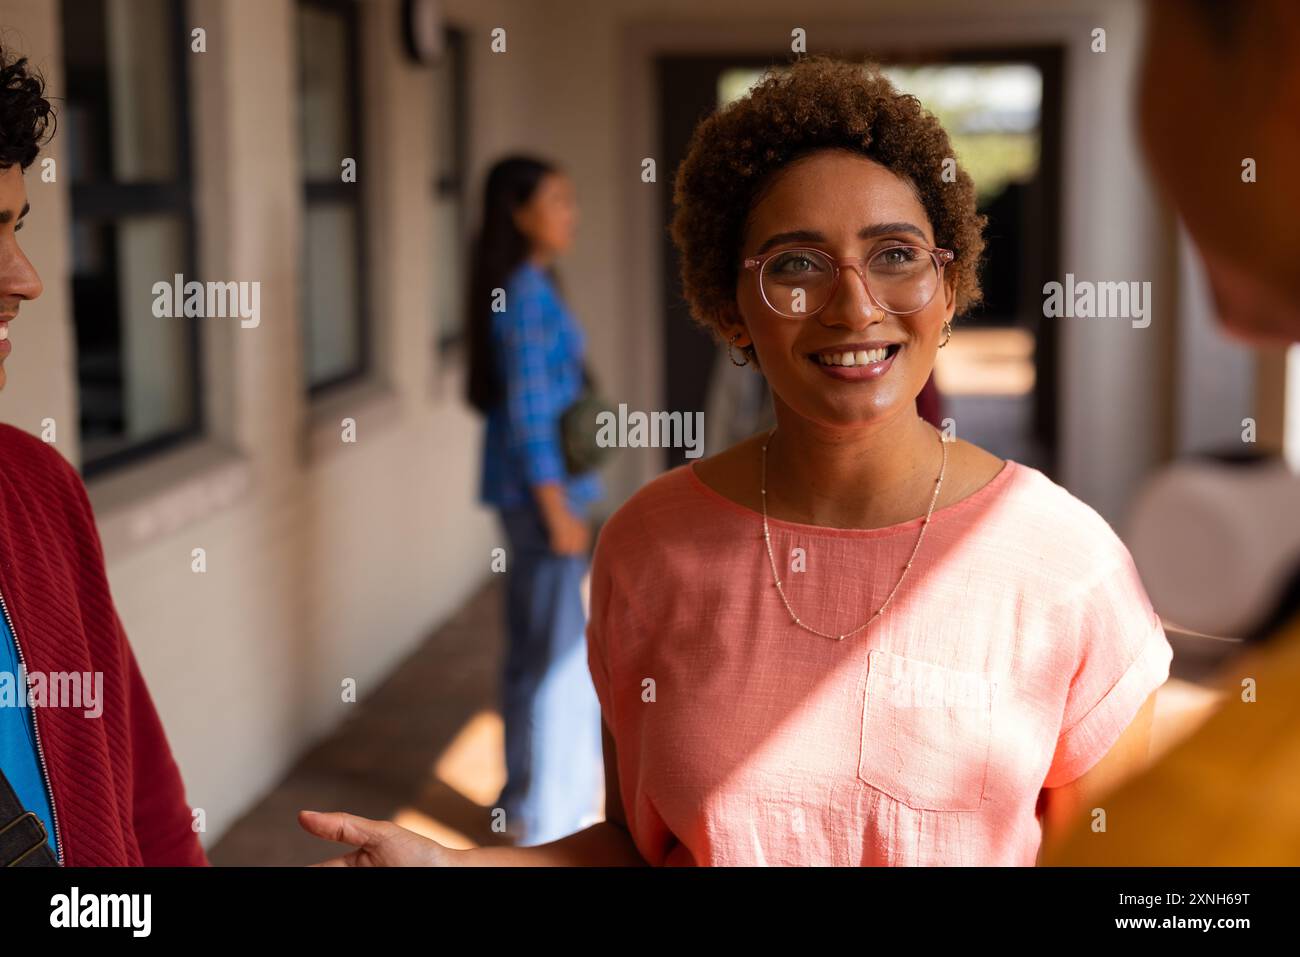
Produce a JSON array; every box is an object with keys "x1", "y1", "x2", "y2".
[{"x1": 761, "y1": 247, "x2": 940, "y2": 317}]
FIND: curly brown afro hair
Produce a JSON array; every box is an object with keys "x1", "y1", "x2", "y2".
[
  {"x1": 0, "y1": 44, "x2": 53, "y2": 172},
  {"x1": 669, "y1": 55, "x2": 986, "y2": 359}
]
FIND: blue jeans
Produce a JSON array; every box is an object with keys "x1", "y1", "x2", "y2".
[{"x1": 496, "y1": 504, "x2": 603, "y2": 845}]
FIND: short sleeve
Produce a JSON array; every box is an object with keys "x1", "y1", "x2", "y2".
[{"x1": 1042, "y1": 551, "x2": 1174, "y2": 788}]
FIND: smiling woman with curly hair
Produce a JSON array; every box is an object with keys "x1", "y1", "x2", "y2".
[
  {"x1": 302, "y1": 55, "x2": 1173, "y2": 868},
  {"x1": 672, "y1": 57, "x2": 986, "y2": 363}
]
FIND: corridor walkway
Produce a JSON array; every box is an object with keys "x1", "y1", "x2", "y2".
[{"x1": 209, "y1": 580, "x2": 517, "y2": 865}]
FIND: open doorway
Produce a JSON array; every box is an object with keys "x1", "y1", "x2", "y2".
[{"x1": 658, "y1": 51, "x2": 1063, "y2": 474}]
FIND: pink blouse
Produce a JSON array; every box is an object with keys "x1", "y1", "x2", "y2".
[{"x1": 586, "y1": 459, "x2": 1173, "y2": 865}]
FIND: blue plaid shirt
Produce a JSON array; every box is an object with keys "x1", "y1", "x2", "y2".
[{"x1": 479, "y1": 262, "x2": 603, "y2": 513}]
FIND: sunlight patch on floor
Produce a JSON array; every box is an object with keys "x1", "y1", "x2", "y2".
[
  {"x1": 434, "y1": 709, "x2": 507, "y2": 805},
  {"x1": 389, "y1": 709, "x2": 507, "y2": 850}
]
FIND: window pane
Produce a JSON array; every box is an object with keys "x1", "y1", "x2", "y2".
[
  {"x1": 431, "y1": 40, "x2": 458, "y2": 181},
  {"x1": 301, "y1": 203, "x2": 362, "y2": 386},
  {"x1": 72, "y1": 215, "x2": 197, "y2": 463},
  {"x1": 298, "y1": 5, "x2": 352, "y2": 181},
  {"x1": 432, "y1": 198, "x2": 463, "y2": 345},
  {"x1": 62, "y1": 0, "x2": 179, "y2": 184},
  {"x1": 431, "y1": 31, "x2": 465, "y2": 348},
  {"x1": 62, "y1": 0, "x2": 199, "y2": 474},
  {"x1": 298, "y1": 1, "x2": 365, "y2": 393}
]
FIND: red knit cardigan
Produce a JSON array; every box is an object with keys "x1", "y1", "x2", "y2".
[{"x1": 0, "y1": 424, "x2": 208, "y2": 866}]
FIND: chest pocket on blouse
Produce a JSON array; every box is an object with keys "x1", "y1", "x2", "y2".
[{"x1": 858, "y1": 649, "x2": 996, "y2": 812}]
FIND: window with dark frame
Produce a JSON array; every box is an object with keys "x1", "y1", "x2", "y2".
[
  {"x1": 297, "y1": 0, "x2": 369, "y2": 395},
  {"x1": 432, "y1": 26, "x2": 468, "y2": 353},
  {"x1": 61, "y1": 0, "x2": 202, "y2": 478}
]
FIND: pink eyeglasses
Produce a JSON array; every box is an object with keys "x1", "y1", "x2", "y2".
[{"x1": 743, "y1": 245, "x2": 954, "y2": 318}]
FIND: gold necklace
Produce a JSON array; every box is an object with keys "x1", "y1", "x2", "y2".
[{"x1": 760, "y1": 421, "x2": 948, "y2": 642}]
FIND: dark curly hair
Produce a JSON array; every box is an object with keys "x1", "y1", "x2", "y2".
[
  {"x1": 0, "y1": 44, "x2": 54, "y2": 172},
  {"x1": 670, "y1": 56, "x2": 986, "y2": 357}
]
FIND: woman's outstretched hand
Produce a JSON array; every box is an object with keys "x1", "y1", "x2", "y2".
[{"x1": 298, "y1": 810, "x2": 459, "y2": 867}]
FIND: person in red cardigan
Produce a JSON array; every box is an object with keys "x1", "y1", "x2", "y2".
[{"x1": 0, "y1": 44, "x2": 207, "y2": 866}]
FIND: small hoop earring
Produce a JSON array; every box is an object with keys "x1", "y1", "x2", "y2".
[
  {"x1": 938, "y1": 320, "x2": 953, "y2": 349},
  {"x1": 727, "y1": 333, "x2": 751, "y2": 367}
]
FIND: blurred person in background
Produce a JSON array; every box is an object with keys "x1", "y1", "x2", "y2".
[
  {"x1": 463, "y1": 155, "x2": 602, "y2": 845},
  {"x1": 1045, "y1": 0, "x2": 1300, "y2": 865},
  {"x1": 0, "y1": 44, "x2": 206, "y2": 867}
]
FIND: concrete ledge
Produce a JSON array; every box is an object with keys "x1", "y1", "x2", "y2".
[{"x1": 88, "y1": 440, "x2": 253, "y2": 559}]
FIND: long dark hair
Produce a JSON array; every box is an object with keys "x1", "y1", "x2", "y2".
[{"x1": 465, "y1": 154, "x2": 559, "y2": 413}]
